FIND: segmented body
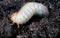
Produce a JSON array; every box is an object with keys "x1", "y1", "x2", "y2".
[{"x1": 10, "y1": 2, "x2": 49, "y2": 28}]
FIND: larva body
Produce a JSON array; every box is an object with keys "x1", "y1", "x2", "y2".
[{"x1": 10, "y1": 2, "x2": 49, "y2": 28}]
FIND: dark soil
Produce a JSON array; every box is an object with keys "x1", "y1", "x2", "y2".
[{"x1": 0, "y1": 0, "x2": 60, "y2": 38}]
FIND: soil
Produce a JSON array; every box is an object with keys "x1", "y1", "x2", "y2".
[{"x1": 0, "y1": 0, "x2": 60, "y2": 38}]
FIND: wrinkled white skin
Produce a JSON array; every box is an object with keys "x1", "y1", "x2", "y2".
[{"x1": 11, "y1": 2, "x2": 49, "y2": 27}]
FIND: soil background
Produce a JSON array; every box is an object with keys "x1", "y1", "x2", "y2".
[{"x1": 0, "y1": 0, "x2": 60, "y2": 38}]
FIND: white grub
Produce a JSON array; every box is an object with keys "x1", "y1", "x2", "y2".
[{"x1": 10, "y1": 2, "x2": 49, "y2": 28}]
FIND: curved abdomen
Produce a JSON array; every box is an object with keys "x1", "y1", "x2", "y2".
[{"x1": 16, "y1": 2, "x2": 49, "y2": 24}]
